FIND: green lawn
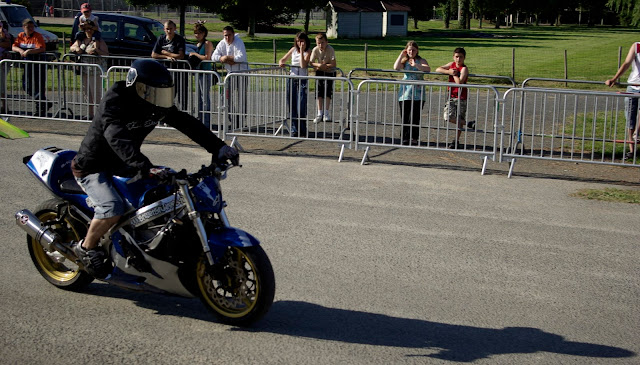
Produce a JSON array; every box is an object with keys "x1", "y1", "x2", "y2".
[{"x1": 42, "y1": 19, "x2": 639, "y2": 87}]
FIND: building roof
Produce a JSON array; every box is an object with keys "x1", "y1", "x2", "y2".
[
  {"x1": 329, "y1": 1, "x2": 385, "y2": 12},
  {"x1": 381, "y1": 1, "x2": 411, "y2": 12}
]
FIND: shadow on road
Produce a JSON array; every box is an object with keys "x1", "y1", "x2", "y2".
[
  {"x1": 83, "y1": 284, "x2": 634, "y2": 362},
  {"x1": 242, "y1": 301, "x2": 635, "y2": 362}
]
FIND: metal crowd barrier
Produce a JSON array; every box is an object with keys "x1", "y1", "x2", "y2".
[
  {"x1": 348, "y1": 68, "x2": 516, "y2": 91},
  {"x1": 0, "y1": 58, "x2": 103, "y2": 120},
  {"x1": 354, "y1": 79, "x2": 501, "y2": 170},
  {"x1": 501, "y1": 87, "x2": 640, "y2": 177},
  {"x1": 222, "y1": 72, "x2": 354, "y2": 159},
  {"x1": 521, "y1": 77, "x2": 635, "y2": 89},
  {"x1": 1, "y1": 59, "x2": 637, "y2": 176}
]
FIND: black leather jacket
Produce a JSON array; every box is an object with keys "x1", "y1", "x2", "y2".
[{"x1": 73, "y1": 81, "x2": 225, "y2": 176}]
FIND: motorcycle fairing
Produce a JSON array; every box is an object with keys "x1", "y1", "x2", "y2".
[{"x1": 208, "y1": 227, "x2": 260, "y2": 249}]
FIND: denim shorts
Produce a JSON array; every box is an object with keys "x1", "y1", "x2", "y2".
[
  {"x1": 625, "y1": 86, "x2": 640, "y2": 130},
  {"x1": 75, "y1": 172, "x2": 126, "y2": 219}
]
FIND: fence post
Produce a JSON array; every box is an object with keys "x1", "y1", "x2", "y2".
[
  {"x1": 618, "y1": 46, "x2": 622, "y2": 69},
  {"x1": 564, "y1": 50, "x2": 568, "y2": 87},
  {"x1": 273, "y1": 39, "x2": 276, "y2": 63},
  {"x1": 364, "y1": 43, "x2": 368, "y2": 71},
  {"x1": 511, "y1": 47, "x2": 515, "y2": 82}
]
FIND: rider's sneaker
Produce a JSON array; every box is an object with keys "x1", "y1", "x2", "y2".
[{"x1": 71, "y1": 240, "x2": 110, "y2": 278}]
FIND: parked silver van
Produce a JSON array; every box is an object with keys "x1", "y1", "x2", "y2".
[{"x1": 0, "y1": 2, "x2": 58, "y2": 51}]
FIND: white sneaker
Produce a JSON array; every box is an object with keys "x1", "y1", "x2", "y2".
[
  {"x1": 323, "y1": 115, "x2": 331, "y2": 123},
  {"x1": 313, "y1": 115, "x2": 323, "y2": 124}
]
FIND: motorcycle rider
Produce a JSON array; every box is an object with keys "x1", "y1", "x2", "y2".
[{"x1": 70, "y1": 59, "x2": 238, "y2": 277}]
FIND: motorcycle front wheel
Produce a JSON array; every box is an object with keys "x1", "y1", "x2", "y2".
[
  {"x1": 27, "y1": 199, "x2": 94, "y2": 290},
  {"x1": 196, "y1": 246, "x2": 275, "y2": 326}
]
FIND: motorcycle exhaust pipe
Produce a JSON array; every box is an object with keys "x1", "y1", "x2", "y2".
[{"x1": 15, "y1": 209, "x2": 61, "y2": 251}]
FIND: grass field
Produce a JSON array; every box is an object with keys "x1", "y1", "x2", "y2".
[{"x1": 41, "y1": 18, "x2": 639, "y2": 88}]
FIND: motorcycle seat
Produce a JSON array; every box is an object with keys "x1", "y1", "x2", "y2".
[{"x1": 59, "y1": 177, "x2": 84, "y2": 194}]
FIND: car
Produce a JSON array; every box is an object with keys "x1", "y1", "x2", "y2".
[
  {"x1": 0, "y1": 2, "x2": 58, "y2": 51},
  {"x1": 71, "y1": 12, "x2": 196, "y2": 57}
]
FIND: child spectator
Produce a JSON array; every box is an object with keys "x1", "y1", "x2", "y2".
[
  {"x1": 279, "y1": 31, "x2": 311, "y2": 137},
  {"x1": 393, "y1": 40, "x2": 430, "y2": 145},
  {"x1": 436, "y1": 47, "x2": 469, "y2": 149},
  {"x1": 73, "y1": 3, "x2": 100, "y2": 43},
  {"x1": 310, "y1": 33, "x2": 336, "y2": 123}
]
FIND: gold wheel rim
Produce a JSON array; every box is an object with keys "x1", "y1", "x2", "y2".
[
  {"x1": 197, "y1": 248, "x2": 259, "y2": 318},
  {"x1": 31, "y1": 211, "x2": 81, "y2": 282}
]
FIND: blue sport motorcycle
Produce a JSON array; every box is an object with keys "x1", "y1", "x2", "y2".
[{"x1": 15, "y1": 146, "x2": 275, "y2": 326}]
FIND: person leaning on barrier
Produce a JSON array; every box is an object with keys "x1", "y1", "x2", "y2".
[
  {"x1": 436, "y1": 47, "x2": 469, "y2": 149},
  {"x1": 393, "y1": 40, "x2": 430, "y2": 146},
  {"x1": 68, "y1": 59, "x2": 239, "y2": 277},
  {"x1": 279, "y1": 31, "x2": 311, "y2": 137},
  {"x1": 70, "y1": 19, "x2": 108, "y2": 119},
  {"x1": 12, "y1": 19, "x2": 51, "y2": 117},
  {"x1": 310, "y1": 33, "x2": 337, "y2": 124},
  {"x1": 212, "y1": 26, "x2": 248, "y2": 129},
  {"x1": 152, "y1": 20, "x2": 188, "y2": 111},
  {"x1": 605, "y1": 42, "x2": 640, "y2": 161},
  {"x1": 188, "y1": 21, "x2": 214, "y2": 128}
]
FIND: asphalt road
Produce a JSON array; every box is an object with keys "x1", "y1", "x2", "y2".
[{"x1": 1, "y1": 132, "x2": 639, "y2": 364}]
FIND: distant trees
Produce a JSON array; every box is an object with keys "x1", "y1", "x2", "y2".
[
  {"x1": 433, "y1": 0, "x2": 639, "y2": 28},
  {"x1": 607, "y1": 0, "x2": 640, "y2": 26}
]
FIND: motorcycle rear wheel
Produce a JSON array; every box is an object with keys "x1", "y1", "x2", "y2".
[
  {"x1": 27, "y1": 199, "x2": 94, "y2": 290},
  {"x1": 196, "y1": 246, "x2": 275, "y2": 326}
]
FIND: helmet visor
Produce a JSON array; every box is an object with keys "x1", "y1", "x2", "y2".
[{"x1": 135, "y1": 83, "x2": 175, "y2": 109}]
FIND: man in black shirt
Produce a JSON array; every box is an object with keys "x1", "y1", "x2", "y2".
[
  {"x1": 152, "y1": 20, "x2": 188, "y2": 110},
  {"x1": 70, "y1": 59, "x2": 238, "y2": 277}
]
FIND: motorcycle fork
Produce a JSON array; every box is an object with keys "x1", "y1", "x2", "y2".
[{"x1": 175, "y1": 179, "x2": 216, "y2": 266}]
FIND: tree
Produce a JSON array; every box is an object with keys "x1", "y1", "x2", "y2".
[
  {"x1": 406, "y1": 0, "x2": 436, "y2": 29},
  {"x1": 301, "y1": 0, "x2": 327, "y2": 33},
  {"x1": 126, "y1": 0, "x2": 192, "y2": 35},
  {"x1": 608, "y1": 0, "x2": 640, "y2": 26},
  {"x1": 201, "y1": 0, "x2": 299, "y2": 36},
  {"x1": 459, "y1": 0, "x2": 470, "y2": 29}
]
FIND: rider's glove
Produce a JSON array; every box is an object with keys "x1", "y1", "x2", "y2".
[
  {"x1": 149, "y1": 167, "x2": 170, "y2": 180},
  {"x1": 217, "y1": 145, "x2": 240, "y2": 165}
]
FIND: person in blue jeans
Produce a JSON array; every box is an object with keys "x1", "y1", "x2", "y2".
[
  {"x1": 279, "y1": 31, "x2": 311, "y2": 137},
  {"x1": 188, "y1": 21, "x2": 214, "y2": 128},
  {"x1": 606, "y1": 41, "x2": 640, "y2": 160}
]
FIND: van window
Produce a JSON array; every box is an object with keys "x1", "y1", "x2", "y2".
[
  {"x1": 101, "y1": 21, "x2": 117, "y2": 42},
  {"x1": 123, "y1": 23, "x2": 147, "y2": 41},
  {"x1": 148, "y1": 22, "x2": 164, "y2": 38},
  {"x1": 1, "y1": 6, "x2": 35, "y2": 27}
]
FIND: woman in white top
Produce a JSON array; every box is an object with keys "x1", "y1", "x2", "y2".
[{"x1": 279, "y1": 31, "x2": 311, "y2": 137}]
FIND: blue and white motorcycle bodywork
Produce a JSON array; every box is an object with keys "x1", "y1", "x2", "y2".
[{"x1": 15, "y1": 146, "x2": 275, "y2": 326}]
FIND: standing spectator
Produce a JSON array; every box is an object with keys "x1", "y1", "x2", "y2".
[
  {"x1": 436, "y1": 47, "x2": 469, "y2": 149},
  {"x1": 211, "y1": 26, "x2": 248, "y2": 128},
  {"x1": 70, "y1": 20, "x2": 108, "y2": 119},
  {"x1": 188, "y1": 21, "x2": 214, "y2": 128},
  {"x1": 605, "y1": 42, "x2": 640, "y2": 160},
  {"x1": 151, "y1": 20, "x2": 187, "y2": 110},
  {"x1": 393, "y1": 40, "x2": 430, "y2": 146},
  {"x1": 43, "y1": 2, "x2": 49, "y2": 17},
  {"x1": 310, "y1": 33, "x2": 336, "y2": 124},
  {"x1": 12, "y1": 19, "x2": 51, "y2": 117},
  {"x1": 279, "y1": 31, "x2": 311, "y2": 137},
  {"x1": 0, "y1": 21, "x2": 12, "y2": 113},
  {"x1": 49, "y1": 4, "x2": 54, "y2": 18}
]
